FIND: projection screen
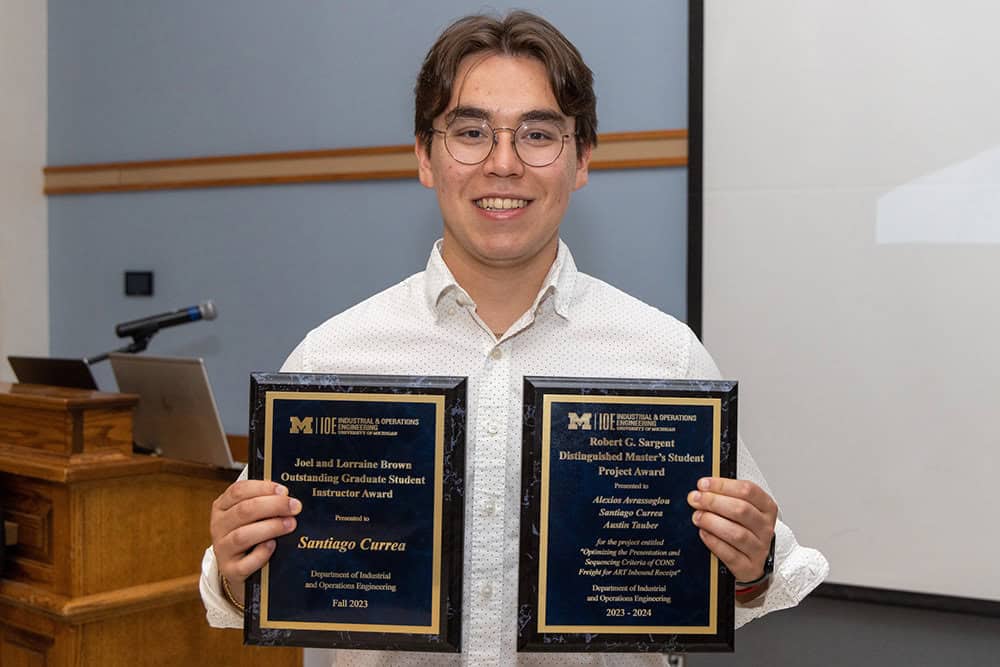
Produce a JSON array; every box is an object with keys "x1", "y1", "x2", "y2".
[{"x1": 702, "y1": 1, "x2": 1000, "y2": 606}]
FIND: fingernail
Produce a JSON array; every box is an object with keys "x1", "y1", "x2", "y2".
[
  {"x1": 266, "y1": 540, "x2": 276, "y2": 551},
  {"x1": 289, "y1": 498, "x2": 302, "y2": 514},
  {"x1": 274, "y1": 484, "x2": 289, "y2": 496},
  {"x1": 692, "y1": 511, "x2": 703, "y2": 524},
  {"x1": 282, "y1": 518, "x2": 294, "y2": 530},
  {"x1": 690, "y1": 491, "x2": 701, "y2": 503},
  {"x1": 698, "y1": 478, "x2": 711, "y2": 491}
]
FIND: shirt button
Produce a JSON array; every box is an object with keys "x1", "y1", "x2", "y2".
[
  {"x1": 490, "y1": 347, "x2": 503, "y2": 360},
  {"x1": 487, "y1": 422, "x2": 499, "y2": 435},
  {"x1": 485, "y1": 499, "x2": 496, "y2": 516},
  {"x1": 447, "y1": 306, "x2": 457, "y2": 316},
  {"x1": 482, "y1": 583, "x2": 493, "y2": 598}
]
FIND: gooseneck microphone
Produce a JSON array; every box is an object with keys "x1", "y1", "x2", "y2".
[{"x1": 114, "y1": 300, "x2": 218, "y2": 339}]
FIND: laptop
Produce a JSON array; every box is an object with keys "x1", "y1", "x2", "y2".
[
  {"x1": 8, "y1": 355, "x2": 99, "y2": 390},
  {"x1": 109, "y1": 353, "x2": 244, "y2": 469}
]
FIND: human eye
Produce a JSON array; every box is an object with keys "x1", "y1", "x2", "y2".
[
  {"x1": 518, "y1": 123, "x2": 559, "y2": 145},
  {"x1": 448, "y1": 122, "x2": 490, "y2": 144}
]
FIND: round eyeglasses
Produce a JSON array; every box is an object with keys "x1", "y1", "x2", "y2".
[{"x1": 432, "y1": 119, "x2": 573, "y2": 167}]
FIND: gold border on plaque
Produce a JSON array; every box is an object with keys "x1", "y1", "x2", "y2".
[
  {"x1": 538, "y1": 394, "x2": 722, "y2": 635},
  {"x1": 259, "y1": 391, "x2": 446, "y2": 634}
]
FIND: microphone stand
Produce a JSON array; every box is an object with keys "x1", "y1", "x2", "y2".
[
  {"x1": 83, "y1": 332, "x2": 160, "y2": 456},
  {"x1": 84, "y1": 333, "x2": 155, "y2": 365}
]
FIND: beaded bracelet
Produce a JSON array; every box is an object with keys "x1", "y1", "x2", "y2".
[{"x1": 220, "y1": 574, "x2": 245, "y2": 614}]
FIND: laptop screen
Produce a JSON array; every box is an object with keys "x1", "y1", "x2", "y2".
[
  {"x1": 8, "y1": 356, "x2": 98, "y2": 390},
  {"x1": 109, "y1": 353, "x2": 241, "y2": 469}
]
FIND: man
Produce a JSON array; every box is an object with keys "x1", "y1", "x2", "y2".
[{"x1": 201, "y1": 11, "x2": 828, "y2": 665}]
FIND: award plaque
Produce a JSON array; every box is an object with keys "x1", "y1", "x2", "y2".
[
  {"x1": 518, "y1": 377, "x2": 737, "y2": 652},
  {"x1": 244, "y1": 373, "x2": 466, "y2": 651}
]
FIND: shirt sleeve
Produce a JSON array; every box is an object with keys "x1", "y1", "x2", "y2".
[
  {"x1": 684, "y1": 329, "x2": 829, "y2": 628},
  {"x1": 199, "y1": 466, "x2": 250, "y2": 628},
  {"x1": 201, "y1": 338, "x2": 311, "y2": 628},
  {"x1": 280, "y1": 336, "x2": 309, "y2": 372}
]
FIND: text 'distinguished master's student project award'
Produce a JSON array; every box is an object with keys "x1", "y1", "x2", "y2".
[{"x1": 519, "y1": 377, "x2": 738, "y2": 653}]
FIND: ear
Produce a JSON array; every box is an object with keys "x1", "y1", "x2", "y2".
[
  {"x1": 573, "y1": 142, "x2": 593, "y2": 191},
  {"x1": 415, "y1": 137, "x2": 435, "y2": 189}
]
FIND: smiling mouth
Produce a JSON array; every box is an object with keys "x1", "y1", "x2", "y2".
[{"x1": 474, "y1": 197, "x2": 529, "y2": 211}]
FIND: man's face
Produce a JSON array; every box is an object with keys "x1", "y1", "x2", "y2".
[{"x1": 416, "y1": 54, "x2": 592, "y2": 275}]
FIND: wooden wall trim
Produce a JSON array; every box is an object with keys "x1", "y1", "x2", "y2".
[{"x1": 43, "y1": 129, "x2": 688, "y2": 195}]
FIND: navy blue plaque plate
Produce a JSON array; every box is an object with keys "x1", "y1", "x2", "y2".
[
  {"x1": 518, "y1": 377, "x2": 737, "y2": 652},
  {"x1": 244, "y1": 373, "x2": 466, "y2": 651}
]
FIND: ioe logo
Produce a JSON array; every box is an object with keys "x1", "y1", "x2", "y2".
[
  {"x1": 289, "y1": 416, "x2": 314, "y2": 434},
  {"x1": 567, "y1": 412, "x2": 593, "y2": 430}
]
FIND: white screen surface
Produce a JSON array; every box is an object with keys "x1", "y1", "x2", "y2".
[{"x1": 702, "y1": 1, "x2": 1000, "y2": 602}]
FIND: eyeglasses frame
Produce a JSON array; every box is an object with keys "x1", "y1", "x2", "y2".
[{"x1": 430, "y1": 119, "x2": 576, "y2": 168}]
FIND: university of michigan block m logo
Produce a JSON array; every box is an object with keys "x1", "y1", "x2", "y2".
[
  {"x1": 567, "y1": 412, "x2": 592, "y2": 430},
  {"x1": 289, "y1": 416, "x2": 314, "y2": 434}
]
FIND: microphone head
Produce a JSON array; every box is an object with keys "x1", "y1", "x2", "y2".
[{"x1": 199, "y1": 300, "x2": 218, "y2": 321}]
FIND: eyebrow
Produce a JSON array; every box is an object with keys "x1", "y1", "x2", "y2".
[{"x1": 446, "y1": 106, "x2": 567, "y2": 127}]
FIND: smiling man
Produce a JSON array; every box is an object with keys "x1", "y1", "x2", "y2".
[
  {"x1": 416, "y1": 51, "x2": 591, "y2": 338},
  {"x1": 201, "y1": 11, "x2": 828, "y2": 666}
]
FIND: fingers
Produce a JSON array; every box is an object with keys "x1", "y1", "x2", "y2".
[
  {"x1": 687, "y1": 477, "x2": 777, "y2": 582},
  {"x1": 216, "y1": 516, "x2": 295, "y2": 574},
  {"x1": 211, "y1": 481, "x2": 302, "y2": 541},
  {"x1": 691, "y1": 504, "x2": 765, "y2": 571},
  {"x1": 213, "y1": 514, "x2": 298, "y2": 583},
  {"x1": 696, "y1": 528, "x2": 757, "y2": 581},
  {"x1": 694, "y1": 477, "x2": 777, "y2": 517},
  {"x1": 214, "y1": 480, "x2": 288, "y2": 512},
  {"x1": 225, "y1": 514, "x2": 297, "y2": 553},
  {"x1": 210, "y1": 479, "x2": 303, "y2": 583},
  {"x1": 687, "y1": 486, "x2": 773, "y2": 540}
]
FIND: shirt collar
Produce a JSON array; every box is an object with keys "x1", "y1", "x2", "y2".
[{"x1": 423, "y1": 239, "x2": 578, "y2": 320}]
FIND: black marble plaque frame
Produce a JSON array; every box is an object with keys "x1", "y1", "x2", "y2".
[
  {"x1": 518, "y1": 377, "x2": 737, "y2": 652},
  {"x1": 244, "y1": 373, "x2": 466, "y2": 652}
]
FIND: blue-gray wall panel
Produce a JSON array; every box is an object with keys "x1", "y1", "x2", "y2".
[
  {"x1": 563, "y1": 168, "x2": 688, "y2": 317},
  {"x1": 48, "y1": 0, "x2": 688, "y2": 162},
  {"x1": 47, "y1": 1, "x2": 690, "y2": 434},
  {"x1": 49, "y1": 168, "x2": 686, "y2": 433},
  {"x1": 49, "y1": 180, "x2": 435, "y2": 430}
]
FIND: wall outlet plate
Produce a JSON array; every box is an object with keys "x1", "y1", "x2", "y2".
[{"x1": 124, "y1": 271, "x2": 153, "y2": 296}]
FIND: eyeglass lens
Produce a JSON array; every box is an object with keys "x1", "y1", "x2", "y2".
[{"x1": 444, "y1": 120, "x2": 567, "y2": 167}]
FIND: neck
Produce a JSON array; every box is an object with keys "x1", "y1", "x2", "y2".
[{"x1": 441, "y1": 241, "x2": 557, "y2": 335}]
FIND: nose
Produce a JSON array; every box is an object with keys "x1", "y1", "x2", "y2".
[{"x1": 483, "y1": 128, "x2": 523, "y2": 177}]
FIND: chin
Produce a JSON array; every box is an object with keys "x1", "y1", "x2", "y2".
[
  {"x1": 444, "y1": 224, "x2": 557, "y2": 269},
  {"x1": 479, "y1": 242, "x2": 552, "y2": 268}
]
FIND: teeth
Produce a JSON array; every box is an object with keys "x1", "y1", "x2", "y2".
[{"x1": 475, "y1": 198, "x2": 528, "y2": 210}]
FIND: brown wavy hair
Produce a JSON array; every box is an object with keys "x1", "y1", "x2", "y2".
[{"x1": 414, "y1": 11, "x2": 598, "y2": 156}]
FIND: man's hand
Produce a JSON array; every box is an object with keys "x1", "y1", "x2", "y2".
[
  {"x1": 687, "y1": 477, "x2": 777, "y2": 584},
  {"x1": 210, "y1": 480, "x2": 302, "y2": 606}
]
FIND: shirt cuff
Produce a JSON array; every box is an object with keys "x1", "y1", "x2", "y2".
[
  {"x1": 199, "y1": 546, "x2": 245, "y2": 629},
  {"x1": 735, "y1": 519, "x2": 829, "y2": 628}
]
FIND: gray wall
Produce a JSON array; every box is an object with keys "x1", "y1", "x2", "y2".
[{"x1": 47, "y1": 0, "x2": 690, "y2": 433}]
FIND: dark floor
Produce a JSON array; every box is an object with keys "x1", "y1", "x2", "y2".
[{"x1": 691, "y1": 595, "x2": 1000, "y2": 667}]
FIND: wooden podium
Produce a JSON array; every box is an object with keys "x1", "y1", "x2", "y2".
[{"x1": 0, "y1": 383, "x2": 302, "y2": 667}]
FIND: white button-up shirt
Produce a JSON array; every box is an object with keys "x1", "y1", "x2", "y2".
[{"x1": 201, "y1": 240, "x2": 829, "y2": 666}]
